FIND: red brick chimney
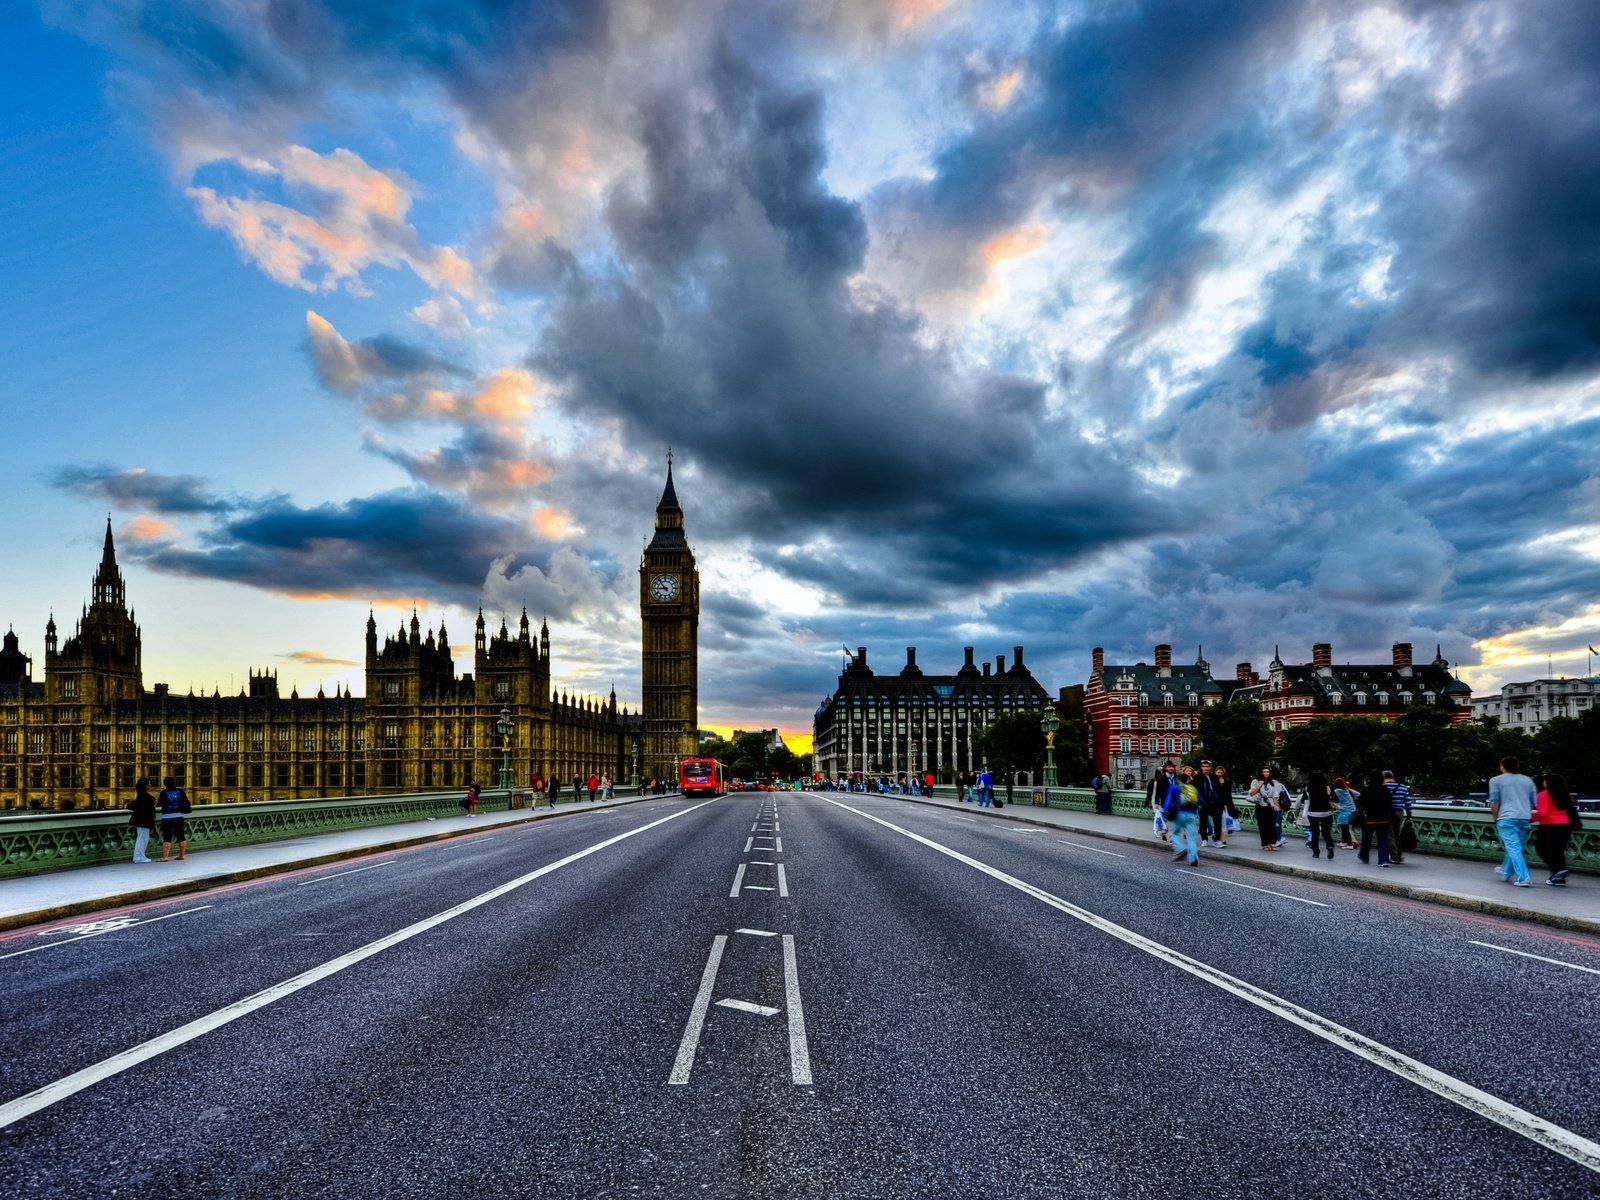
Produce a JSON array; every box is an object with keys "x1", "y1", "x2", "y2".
[
  {"x1": 1154, "y1": 644, "x2": 1172, "y2": 668},
  {"x1": 1236, "y1": 662, "x2": 1253, "y2": 683},
  {"x1": 1092, "y1": 647, "x2": 1105, "y2": 673},
  {"x1": 1313, "y1": 643, "x2": 1332, "y2": 668},
  {"x1": 1393, "y1": 642, "x2": 1413, "y2": 667}
]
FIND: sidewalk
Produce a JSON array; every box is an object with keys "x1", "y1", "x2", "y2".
[
  {"x1": 0, "y1": 793, "x2": 661, "y2": 933},
  {"x1": 884, "y1": 789, "x2": 1600, "y2": 936}
]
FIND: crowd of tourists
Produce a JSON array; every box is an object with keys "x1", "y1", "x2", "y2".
[{"x1": 1145, "y1": 756, "x2": 1581, "y2": 884}]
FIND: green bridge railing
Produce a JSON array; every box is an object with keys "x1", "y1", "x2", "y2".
[{"x1": 0, "y1": 788, "x2": 640, "y2": 879}]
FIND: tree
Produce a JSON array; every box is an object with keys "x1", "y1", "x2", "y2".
[
  {"x1": 974, "y1": 710, "x2": 1047, "y2": 781},
  {"x1": 1534, "y1": 709, "x2": 1600, "y2": 794},
  {"x1": 1193, "y1": 699, "x2": 1274, "y2": 780}
]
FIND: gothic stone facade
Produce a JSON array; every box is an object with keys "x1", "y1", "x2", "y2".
[{"x1": 0, "y1": 478, "x2": 700, "y2": 809}]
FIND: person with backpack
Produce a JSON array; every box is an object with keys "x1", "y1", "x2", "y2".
[
  {"x1": 157, "y1": 775, "x2": 191, "y2": 861},
  {"x1": 1165, "y1": 764, "x2": 1204, "y2": 865}
]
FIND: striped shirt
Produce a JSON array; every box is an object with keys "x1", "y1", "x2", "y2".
[{"x1": 1385, "y1": 780, "x2": 1411, "y2": 812}]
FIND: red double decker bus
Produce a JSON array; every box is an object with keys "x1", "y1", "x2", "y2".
[{"x1": 679, "y1": 757, "x2": 728, "y2": 797}]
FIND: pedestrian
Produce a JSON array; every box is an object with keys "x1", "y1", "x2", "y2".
[
  {"x1": 1214, "y1": 765, "x2": 1237, "y2": 837},
  {"x1": 1303, "y1": 770, "x2": 1335, "y2": 860},
  {"x1": 1092, "y1": 772, "x2": 1113, "y2": 815},
  {"x1": 1356, "y1": 770, "x2": 1392, "y2": 866},
  {"x1": 587, "y1": 773, "x2": 599, "y2": 802},
  {"x1": 1004, "y1": 771, "x2": 1014, "y2": 807},
  {"x1": 128, "y1": 777, "x2": 156, "y2": 864},
  {"x1": 1383, "y1": 770, "x2": 1413, "y2": 864},
  {"x1": 1488, "y1": 756, "x2": 1537, "y2": 888},
  {"x1": 549, "y1": 774, "x2": 562, "y2": 806},
  {"x1": 1148, "y1": 762, "x2": 1178, "y2": 842},
  {"x1": 1532, "y1": 773, "x2": 1580, "y2": 886},
  {"x1": 461, "y1": 782, "x2": 479, "y2": 815},
  {"x1": 1333, "y1": 776, "x2": 1359, "y2": 848},
  {"x1": 602, "y1": 773, "x2": 614, "y2": 800},
  {"x1": 1167, "y1": 765, "x2": 1203, "y2": 865},
  {"x1": 1248, "y1": 766, "x2": 1288, "y2": 851},
  {"x1": 977, "y1": 766, "x2": 994, "y2": 807},
  {"x1": 157, "y1": 775, "x2": 190, "y2": 861},
  {"x1": 1196, "y1": 760, "x2": 1226, "y2": 846}
]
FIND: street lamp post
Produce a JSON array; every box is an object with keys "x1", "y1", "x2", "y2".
[
  {"x1": 1040, "y1": 709, "x2": 1061, "y2": 788},
  {"x1": 631, "y1": 741, "x2": 640, "y2": 789},
  {"x1": 495, "y1": 707, "x2": 513, "y2": 792}
]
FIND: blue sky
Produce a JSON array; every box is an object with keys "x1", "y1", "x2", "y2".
[{"x1": 3, "y1": 1, "x2": 1599, "y2": 745}]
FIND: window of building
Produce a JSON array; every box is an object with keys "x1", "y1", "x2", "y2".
[
  {"x1": 385, "y1": 680, "x2": 401, "y2": 698},
  {"x1": 1188, "y1": 694, "x2": 1199, "y2": 706},
  {"x1": 384, "y1": 722, "x2": 400, "y2": 748},
  {"x1": 300, "y1": 763, "x2": 315, "y2": 787},
  {"x1": 251, "y1": 728, "x2": 265, "y2": 752},
  {"x1": 3, "y1": 731, "x2": 15, "y2": 755},
  {"x1": 271, "y1": 763, "x2": 287, "y2": 787},
  {"x1": 1139, "y1": 693, "x2": 1149, "y2": 706},
  {"x1": 200, "y1": 728, "x2": 213, "y2": 753},
  {"x1": 249, "y1": 763, "x2": 264, "y2": 787},
  {"x1": 1162, "y1": 694, "x2": 1174, "y2": 706},
  {"x1": 226, "y1": 728, "x2": 239, "y2": 753},
  {"x1": 94, "y1": 729, "x2": 109, "y2": 754},
  {"x1": 62, "y1": 678, "x2": 77, "y2": 698},
  {"x1": 1119, "y1": 737, "x2": 1130, "y2": 754},
  {"x1": 354, "y1": 763, "x2": 366, "y2": 789},
  {"x1": 120, "y1": 765, "x2": 134, "y2": 788},
  {"x1": 423, "y1": 762, "x2": 434, "y2": 787},
  {"x1": 1182, "y1": 738, "x2": 1192, "y2": 753},
  {"x1": 329, "y1": 727, "x2": 343, "y2": 751},
  {"x1": 495, "y1": 680, "x2": 510, "y2": 700},
  {"x1": 147, "y1": 729, "x2": 161, "y2": 754},
  {"x1": 95, "y1": 765, "x2": 110, "y2": 788},
  {"x1": 30, "y1": 730, "x2": 44, "y2": 754},
  {"x1": 382, "y1": 761, "x2": 400, "y2": 788},
  {"x1": 302, "y1": 729, "x2": 317, "y2": 752},
  {"x1": 197, "y1": 764, "x2": 212, "y2": 788},
  {"x1": 31, "y1": 767, "x2": 44, "y2": 788},
  {"x1": 122, "y1": 730, "x2": 135, "y2": 755},
  {"x1": 329, "y1": 764, "x2": 342, "y2": 787},
  {"x1": 224, "y1": 763, "x2": 238, "y2": 788},
  {"x1": 275, "y1": 728, "x2": 289, "y2": 752},
  {"x1": 1376, "y1": 692, "x2": 1389, "y2": 705},
  {"x1": 1119, "y1": 716, "x2": 1131, "y2": 730}
]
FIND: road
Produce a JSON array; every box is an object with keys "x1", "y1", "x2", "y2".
[{"x1": 1, "y1": 792, "x2": 1597, "y2": 1198}]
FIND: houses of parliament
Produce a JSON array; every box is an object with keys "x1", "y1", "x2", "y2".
[{"x1": 0, "y1": 465, "x2": 701, "y2": 810}]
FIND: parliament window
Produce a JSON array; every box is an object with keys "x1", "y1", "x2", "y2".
[
  {"x1": 277, "y1": 728, "x2": 290, "y2": 752},
  {"x1": 95, "y1": 729, "x2": 109, "y2": 754},
  {"x1": 197, "y1": 764, "x2": 212, "y2": 788},
  {"x1": 147, "y1": 729, "x2": 161, "y2": 754},
  {"x1": 251, "y1": 728, "x2": 265, "y2": 752},
  {"x1": 224, "y1": 764, "x2": 238, "y2": 788},
  {"x1": 275, "y1": 764, "x2": 290, "y2": 787},
  {"x1": 302, "y1": 729, "x2": 317, "y2": 752},
  {"x1": 200, "y1": 728, "x2": 213, "y2": 753},
  {"x1": 250, "y1": 764, "x2": 264, "y2": 787},
  {"x1": 301, "y1": 763, "x2": 315, "y2": 787},
  {"x1": 329, "y1": 764, "x2": 342, "y2": 787},
  {"x1": 123, "y1": 730, "x2": 135, "y2": 755}
]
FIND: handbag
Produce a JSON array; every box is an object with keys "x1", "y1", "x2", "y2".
[{"x1": 1401, "y1": 818, "x2": 1418, "y2": 851}]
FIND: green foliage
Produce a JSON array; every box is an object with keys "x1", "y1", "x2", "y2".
[
  {"x1": 1278, "y1": 716, "x2": 1395, "y2": 783},
  {"x1": 697, "y1": 731, "x2": 808, "y2": 783},
  {"x1": 974, "y1": 709, "x2": 1047, "y2": 778},
  {"x1": 1193, "y1": 699, "x2": 1275, "y2": 780},
  {"x1": 1533, "y1": 708, "x2": 1600, "y2": 794}
]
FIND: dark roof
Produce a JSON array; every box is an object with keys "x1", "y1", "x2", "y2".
[
  {"x1": 1271, "y1": 662, "x2": 1463, "y2": 702},
  {"x1": 1097, "y1": 662, "x2": 1218, "y2": 700}
]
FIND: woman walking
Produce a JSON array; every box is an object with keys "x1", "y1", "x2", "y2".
[
  {"x1": 1532, "y1": 774, "x2": 1579, "y2": 886},
  {"x1": 1214, "y1": 766, "x2": 1236, "y2": 844},
  {"x1": 1303, "y1": 770, "x2": 1335, "y2": 860},
  {"x1": 1357, "y1": 771, "x2": 1392, "y2": 867},
  {"x1": 1333, "y1": 776, "x2": 1358, "y2": 848},
  {"x1": 128, "y1": 777, "x2": 156, "y2": 864},
  {"x1": 1249, "y1": 766, "x2": 1288, "y2": 851}
]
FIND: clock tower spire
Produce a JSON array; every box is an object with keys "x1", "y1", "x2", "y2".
[{"x1": 640, "y1": 452, "x2": 699, "y2": 784}]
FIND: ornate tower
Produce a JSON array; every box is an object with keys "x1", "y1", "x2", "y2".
[
  {"x1": 45, "y1": 520, "x2": 142, "y2": 705},
  {"x1": 640, "y1": 455, "x2": 700, "y2": 783}
]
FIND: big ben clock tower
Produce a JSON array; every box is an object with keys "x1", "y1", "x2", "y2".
[{"x1": 641, "y1": 454, "x2": 700, "y2": 783}]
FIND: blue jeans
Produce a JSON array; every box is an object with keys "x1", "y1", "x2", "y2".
[
  {"x1": 1171, "y1": 811, "x2": 1200, "y2": 864},
  {"x1": 1496, "y1": 818, "x2": 1531, "y2": 884}
]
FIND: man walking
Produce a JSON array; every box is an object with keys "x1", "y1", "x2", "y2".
[
  {"x1": 977, "y1": 766, "x2": 994, "y2": 808},
  {"x1": 1196, "y1": 760, "x2": 1226, "y2": 846},
  {"x1": 1383, "y1": 769, "x2": 1412, "y2": 864},
  {"x1": 1489, "y1": 756, "x2": 1536, "y2": 888},
  {"x1": 1092, "y1": 772, "x2": 1113, "y2": 815}
]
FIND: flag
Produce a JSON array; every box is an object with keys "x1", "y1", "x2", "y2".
[{"x1": 1590, "y1": 644, "x2": 1597, "y2": 655}]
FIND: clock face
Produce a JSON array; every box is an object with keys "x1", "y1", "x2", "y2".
[{"x1": 650, "y1": 573, "x2": 679, "y2": 602}]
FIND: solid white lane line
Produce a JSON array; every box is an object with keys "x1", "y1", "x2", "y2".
[
  {"x1": 818, "y1": 795, "x2": 1600, "y2": 1175},
  {"x1": 715, "y1": 998, "x2": 780, "y2": 1017},
  {"x1": 749, "y1": 860, "x2": 778, "y2": 866},
  {"x1": 0, "y1": 800, "x2": 717, "y2": 1129},
  {"x1": 735, "y1": 928, "x2": 777, "y2": 938},
  {"x1": 1008, "y1": 829, "x2": 1045, "y2": 834},
  {"x1": 1470, "y1": 941, "x2": 1600, "y2": 977},
  {"x1": 777, "y1": 864, "x2": 789, "y2": 898},
  {"x1": 743, "y1": 885, "x2": 776, "y2": 892},
  {"x1": 729, "y1": 864, "x2": 747, "y2": 898},
  {"x1": 295, "y1": 862, "x2": 396, "y2": 887},
  {"x1": 744, "y1": 837, "x2": 753, "y2": 853},
  {"x1": 1, "y1": 907, "x2": 214, "y2": 962},
  {"x1": 751, "y1": 823, "x2": 760, "y2": 832},
  {"x1": 1056, "y1": 840, "x2": 1127, "y2": 859},
  {"x1": 782, "y1": 935, "x2": 812, "y2": 1086},
  {"x1": 1175, "y1": 870, "x2": 1330, "y2": 908},
  {"x1": 669, "y1": 936, "x2": 727, "y2": 1085},
  {"x1": 775, "y1": 836, "x2": 783, "y2": 852}
]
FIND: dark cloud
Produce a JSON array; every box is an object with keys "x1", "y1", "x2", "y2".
[
  {"x1": 131, "y1": 488, "x2": 538, "y2": 605},
  {"x1": 53, "y1": 465, "x2": 233, "y2": 515}
]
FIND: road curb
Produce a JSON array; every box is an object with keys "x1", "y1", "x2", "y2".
[
  {"x1": 890, "y1": 795, "x2": 1600, "y2": 937},
  {"x1": 0, "y1": 795, "x2": 659, "y2": 934}
]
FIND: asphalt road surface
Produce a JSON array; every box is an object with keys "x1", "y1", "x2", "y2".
[{"x1": 2, "y1": 792, "x2": 1597, "y2": 1198}]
